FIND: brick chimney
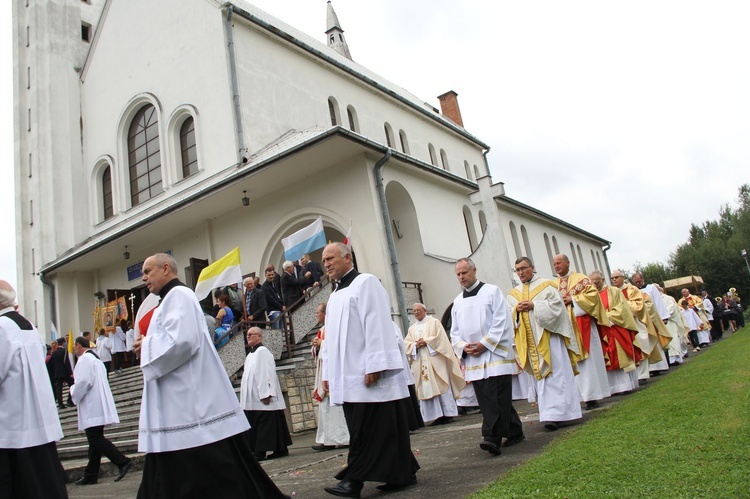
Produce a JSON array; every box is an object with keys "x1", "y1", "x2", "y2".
[{"x1": 437, "y1": 90, "x2": 464, "y2": 127}]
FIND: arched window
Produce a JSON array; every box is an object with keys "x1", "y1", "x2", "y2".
[
  {"x1": 440, "y1": 149, "x2": 450, "y2": 171},
  {"x1": 128, "y1": 104, "x2": 163, "y2": 206},
  {"x1": 328, "y1": 97, "x2": 341, "y2": 126},
  {"x1": 577, "y1": 244, "x2": 587, "y2": 274},
  {"x1": 399, "y1": 129, "x2": 410, "y2": 154},
  {"x1": 569, "y1": 242, "x2": 580, "y2": 272},
  {"x1": 384, "y1": 123, "x2": 395, "y2": 148},
  {"x1": 552, "y1": 235, "x2": 560, "y2": 254},
  {"x1": 596, "y1": 251, "x2": 603, "y2": 272},
  {"x1": 473, "y1": 164, "x2": 480, "y2": 180},
  {"x1": 544, "y1": 233, "x2": 554, "y2": 273},
  {"x1": 463, "y1": 206, "x2": 478, "y2": 252},
  {"x1": 428, "y1": 144, "x2": 438, "y2": 166},
  {"x1": 102, "y1": 166, "x2": 113, "y2": 220},
  {"x1": 521, "y1": 225, "x2": 533, "y2": 260},
  {"x1": 478, "y1": 210, "x2": 487, "y2": 234},
  {"x1": 346, "y1": 105, "x2": 359, "y2": 132},
  {"x1": 509, "y1": 221, "x2": 522, "y2": 260},
  {"x1": 590, "y1": 249, "x2": 597, "y2": 270},
  {"x1": 180, "y1": 117, "x2": 198, "y2": 179},
  {"x1": 464, "y1": 161, "x2": 472, "y2": 180}
]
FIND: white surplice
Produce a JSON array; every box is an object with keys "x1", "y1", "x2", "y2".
[
  {"x1": 112, "y1": 326, "x2": 127, "y2": 354},
  {"x1": 138, "y1": 285, "x2": 248, "y2": 453},
  {"x1": 0, "y1": 308, "x2": 63, "y2": 448},
  {"x1": 240, "y1": 345, "x2": 286, "y2": 411},
  {"x1": 96, "y1": 334, "x2": 112, "y2": 362},
  {"x1": 322, "y1": 273, "x2": 407, "y2": 405},
  {"x1": 450, "y1": 282, "x2": 517, "y2": 381},
  {"x1": 70, "y1": 350, "x2": 120, "y2": 430}
]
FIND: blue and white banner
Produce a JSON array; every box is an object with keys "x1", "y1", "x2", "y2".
[{"x1": 282, "y1": 217, "x2": 326, "y2": 262}]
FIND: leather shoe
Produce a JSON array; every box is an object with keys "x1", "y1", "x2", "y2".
[
  {"x1": 585, "y1": 400, "x2": 599, "y2": 410},
  {"x1": 544, "y1": 421, "x2": 560, "y2": 431},
  {"x1": 75, "y1": 477, "x2": 97, "y2": 485},
  {"x1": 502, "y1": 434, "x2": 526, "y2": 447},
  {"x1": 312, "y1": 444, "x2": 336, "y2": 451},
  {"x1": 479, "y1": 439, "x2": 501, "y2": 455},
  {"x1": 324, "y1": 479, "x2": 363, "y2": 498},
  {"x1": 431, "y1": 416, "x2": 454, "y2": 426},
  {"x1": 376, "y1": 475, "x2": 417, "y2": 491},
  {"x1": 254, "y1": 452, "x2": 267, "y2": 461},
  {"x1": 114, "y1": 460, "x2": 133, "y2": 482},
  {"x1": 268, "y1": 449, "x2": 289, "y2": 459}
]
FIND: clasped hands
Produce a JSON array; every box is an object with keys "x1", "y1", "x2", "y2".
[
  {"x1": 463, "y1": 342, "x2": 487, "y2": 356},
  {"x1": 516, "y1": 300, "x2": 535, "y2": 312}
]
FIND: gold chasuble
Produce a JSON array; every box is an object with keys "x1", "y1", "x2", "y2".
[
  {"x1": 552, "y1": 272, "x2": 610, "y2": 362},
  {"x1": 620, "y1": 283, "x2": 666, "y2": 362},
  {"x1": 644, "y1": 295, "x2": 673, "y2": 348},
  {"x1": 508, "y1": 277, "x2": 579, "y2": 380},
  {"x1": 404, "y1": 317, "x2": 466, "y2": 400},
  {"x1": 598, "y1": 286, "x2": 641, "y2": 372}
]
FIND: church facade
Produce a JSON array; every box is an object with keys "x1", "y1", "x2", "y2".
[{"x1": 13, "y1": 0, "x2": 611, "y2": 335}]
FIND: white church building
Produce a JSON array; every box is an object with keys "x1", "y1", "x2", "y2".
[{"x1": 13, "y1": 0, "x2": 612, "y2": 336}]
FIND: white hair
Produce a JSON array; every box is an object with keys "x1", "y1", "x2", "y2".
[
  {"x1": 0, "y1": 282, "x2": 16, "y2": 308},
  {"x1": 282, "y1": 260, "x2": 294, "y2": 270}
]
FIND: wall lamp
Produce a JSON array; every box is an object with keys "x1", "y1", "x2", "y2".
[
  {"x1": 123, "y1": 246, "x2": 130, "y2": 260},
  {"x1": 241, "y1": 190, "x2": 250, "y2": 207}
]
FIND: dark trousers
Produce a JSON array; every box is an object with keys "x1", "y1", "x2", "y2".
[
  {"x1": 54, "y1": 376, "x2": 74, "y2": 407},
  {"x1": 83, "y1": 425, "x2": 130, "y2": 480},
  {"x1": 710, "y1": 319, "x2": 722, "y2": 341},
  {"x1": 688, "y1": 330, "x2": 699, "y2": 348},
  {"x1": 472, "y1": 374, "x2": 524, "y2": 444},
  {"x1": 0, "y1": 441, "x2": 67, "y2": 499},
  {"x1": 112, "y1": 352, "x2": 124, "y2": 371},
  {"x1": 103, "y1": 361, "x2": 111, "y2": 373}
]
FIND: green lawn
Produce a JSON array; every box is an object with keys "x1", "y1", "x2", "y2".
[{"x1": 471, "y1": 329, "x2": 750, "y2": 498}]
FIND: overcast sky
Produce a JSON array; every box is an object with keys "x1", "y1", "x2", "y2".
[{"x1": 2, "y1": 0, "x2": 750, "y2": 291}]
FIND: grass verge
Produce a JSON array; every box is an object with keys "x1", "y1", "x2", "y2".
[{"x1": 470, "y1": 329, "x2": 750, "y2": 498}]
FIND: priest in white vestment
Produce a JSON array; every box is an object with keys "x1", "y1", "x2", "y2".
[
  {"x1": 240, "y1": 327, "x2": 293, "y2": 461},
  {"x1": 311, "y1": 303, "x2": 349, "y2": 451},
  {"x1": 632, "y1": 273, "x2": 672, "y2": 374},
  {"x1": 681, "y1": 301, "x2": 705, "y2": 352},
  {"x1": 660, "y1": 289, "x2": 689, "y2": 364},
  {"x1": 0, "y1": 280, "x2": 67, "y2": 499},
  {"x1": 450, "y1": 258, "x2": 525, "y2": 455},
  {"x1": 508, "y1": 258, "x2": 582, "y2": 431},
  {"x1": 405, "y1": 303, "x2": 465, "y2": 425},
  {"x1": 321, "y1": 243, "x2": 419, "y2": 497},
  {"x1": 134, "y1": 253, "x2": 288, "y2": 499},
  {"x1": 552, "y1": 254, "x2": 611, "y2": 409},
  {"x1": 70, "y1": 336, "x2": 133, "y2": 485}
]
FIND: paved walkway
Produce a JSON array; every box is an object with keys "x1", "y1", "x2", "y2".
[{"x1": 65, "y1": 337, "x2": 724, "y2": 498}]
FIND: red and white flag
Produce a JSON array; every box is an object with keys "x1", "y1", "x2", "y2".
[{"x1": 343, "y1": 221, "x2": 352, "y2": 250}]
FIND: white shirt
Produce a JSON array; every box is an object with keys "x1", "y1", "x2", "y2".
[
  {"x1": 70, "y1": 350, "x2": 120, "y2": 430},
  {"x1": 96, "y1": 335, "x2": 112, "y2": 362},
  {"x1": 0, "y1": 307, "x2": 63, "y2": 448},
  {"x1": 240, "y1": 345, "x2": 286, "y2": 411},
  {"x1": 323, "y1": 272, "x2": 407, "y2": 405},
  {"x1": 139, "y1": 284, "x2": 248, "y2": 453},
  {"x1": 111, "y1": 326, "x2": 127, "y2": 353},
  {"x1": 125, "y1": 328, "x2": 135, "y2": 352},
  {"x1": 702, "y1": 298, "x2": 714, "y2": 320}
]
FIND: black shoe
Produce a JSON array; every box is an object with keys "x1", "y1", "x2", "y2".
[
  {"x1": 75, "y1": 477, "x2": 97, "y2": 485},
  {"x1": 585, "y1": 400, "x2": 599, "y2": 410},
  {"x1": 544, "y1": 422, "x2": 560, "y2": 431},
  {"x1": 268, "y1": 449, "x2": 289, "y2": 459},
  {"x1": 312, "y1": 444, "x2": 337, "y2": 451},
  {"x1": 457, "y1": 407, "x2": 468, "y2": 416},
  {"x1": 479, "y1": 439, "x2": 501, "y2": 455},
  {"x1": 638, "y1": 379, "x2": 648, "y2": 386},
  {"x1": 324, "y1": 479, "x2": 363, "y2": 498},
  {"x1": 376, "y1": 475, "x2": 417, "y2": 491},
  {"x1": 254, "y1": 452, "x2": 267, "y2": 461},
  {"x1": 502, "y1": 434, "x2": 526, "y2": 447},
  {"x1": 114, "y1": 460, "x2": 133, "y2": 482},
  {"x1": 431, "y1": 416, "x2": 454, "y2": 426}
]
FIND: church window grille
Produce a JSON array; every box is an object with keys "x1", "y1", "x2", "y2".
[
  {"x1": 328, "y1": 97, "x2": 340, "y2": 126},
  {"x1": 440, "y1": 149, "x2": 450, "y2": 171},
  {"x1": 102, "y1": 166, "x2": 113, "y2": 220},
  {"x1": 347, "y1": 105, "x2": 359, "y2": 132},
  {"x1": 128, "y1": 105, "x2": 163, "y2": 207},
  {"x1": 180, "y1": 117, "x2": 198, "y2": 178}
]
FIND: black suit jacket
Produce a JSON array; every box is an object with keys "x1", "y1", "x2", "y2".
[
  {"x1": 244, "y1": 288, "x2": 268, "y2": 322},
  {"x1": 281, "y1": 271, "x2": 306, "y2": 307},
  {"x1": 305, "y1": 261, "x2": 324, "y2": 285},
  {"x1": 262, "y1": 280, "x2": 284, "y2": 311},
  {"x1": 50, "y1": 347, "x2": 73, "y2": 379}
]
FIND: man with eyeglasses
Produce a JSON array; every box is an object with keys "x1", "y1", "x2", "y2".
[
  {"x1": 507, "y1": 258, "x2": 582, "y2": 432},
  {"x1": 552, "y1": 254, "x2": 611, "y2": 410}
]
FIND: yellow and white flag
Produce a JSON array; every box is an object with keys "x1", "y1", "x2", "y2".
[{"x1": 194, "y1": 247, "x2": 243, "y2": 300}]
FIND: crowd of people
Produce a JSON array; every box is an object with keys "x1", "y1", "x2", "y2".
[{"x1": 1, "y1": 247, "x2": 745, "y2": 498}]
